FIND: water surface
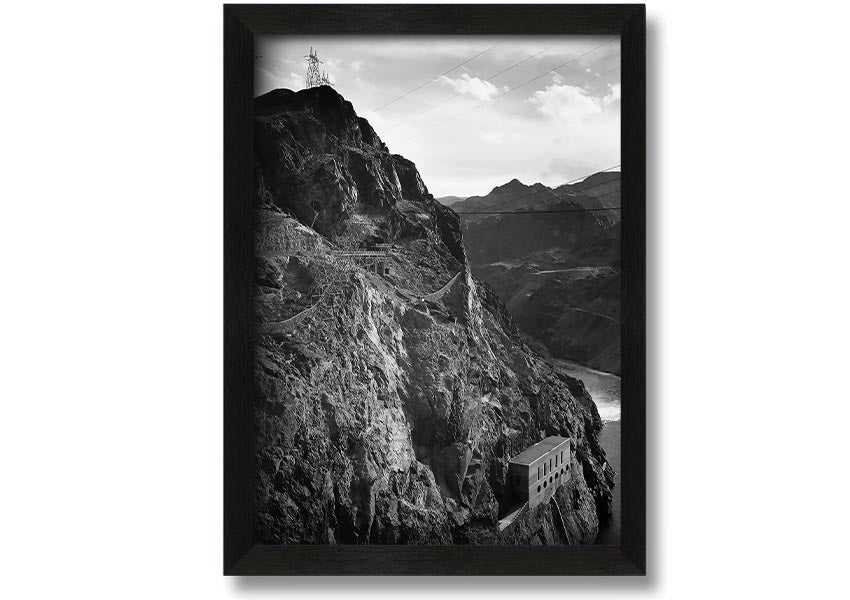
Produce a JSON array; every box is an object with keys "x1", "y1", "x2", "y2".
[
  {"x1": 554, "y1": 359, "x2": 621, "y2": 544},
  {"x1": 554, "y1": 359, "x2": 621, "y2": 421}
]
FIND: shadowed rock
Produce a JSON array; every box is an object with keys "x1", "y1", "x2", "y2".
[{"x1": 252, "y1": 86, "x2": 613, "y2": 545}]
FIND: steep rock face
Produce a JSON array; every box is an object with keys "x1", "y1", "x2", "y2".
[{"x1": 252, "y1": 86, "x2": 613, "y2": 545}]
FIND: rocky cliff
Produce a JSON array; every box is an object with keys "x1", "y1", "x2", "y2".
[{"x1": 252, "y1": 85, "x2": 613, "y2": 545}]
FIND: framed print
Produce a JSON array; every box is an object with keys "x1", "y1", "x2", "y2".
[{"x1": 224, "y1": 3, "x2": 645, "y2": 575}]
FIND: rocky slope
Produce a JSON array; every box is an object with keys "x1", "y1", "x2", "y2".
[{"x1": 252, "y1": 85, "x2": 613, "y2": 545}]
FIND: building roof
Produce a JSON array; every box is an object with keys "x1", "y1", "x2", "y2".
[{"x1": 509, "y1": 436, "x2": 570, "y2": 466}]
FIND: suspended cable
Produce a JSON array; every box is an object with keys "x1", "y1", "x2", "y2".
[
  {"x1": 427, "y1": 67, "x2": 621, "y2": 167},
  {"x1": 455, "y1": 164, "x2": 621, "y2": 214},
  {"x1": 506, "y1": 65, "x2": 621, "y2": 119},
  {"x1": 458, "y1": 205, "x2": 621, "y2": 215},
  {"x1": 397, "y1": 38, "x2": 619, "y2": 144},
  {"x1": 371, "y1": 39, "x2": 509, "y2": 112},
  {"x1": 385, "y1": 38, "x2": 571, "y2": 131}
]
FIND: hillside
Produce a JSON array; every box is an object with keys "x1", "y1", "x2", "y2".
[
  {"x1": 451, "y1": 179, "x2": 558, "y2": 220},
  {"x1": 252, "y1": 86, "x2": 614, "y2": 545},
  {"x1": 555, "y1": 171, "x2": 621, "y2": 224},
  {"x1": 462, "y1": 190, "x2": 622, "y2": 374}
]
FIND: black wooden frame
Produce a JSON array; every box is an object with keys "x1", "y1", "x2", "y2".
[{"x1": 224, "y1": 3, "x2": 645, "y2": 575}]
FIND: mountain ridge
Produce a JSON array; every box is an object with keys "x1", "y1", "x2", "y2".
[
  {"x1": 457, "y1": 172, "x2": 621, "y2": 374},
  {"x1": 451, "y1": 172, "x2": 620, "y2": 223},
  {"x1": 252, "y1": 86, "x2": 614, "y2": 545}
]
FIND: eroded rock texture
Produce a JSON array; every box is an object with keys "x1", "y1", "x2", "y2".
[{"x1": 253, "y1": 86, "x2": 613, "y2": 545}]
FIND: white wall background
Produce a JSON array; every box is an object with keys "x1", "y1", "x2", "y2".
[{"x1": 1, "y1": 1, "x2": 848, "y2": 597}]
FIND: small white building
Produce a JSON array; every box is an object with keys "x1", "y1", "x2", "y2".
[{"x1": 507, "y1": 436, "x2": 571, "y2": 509}]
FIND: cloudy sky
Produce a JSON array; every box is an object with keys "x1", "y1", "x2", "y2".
[{"x1": 255, "y1": 36, "x2": 620, "y2": 198}]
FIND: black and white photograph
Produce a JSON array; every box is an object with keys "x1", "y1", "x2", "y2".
[
  {"x1": 251, "y1": 35, "x2": 623, "y2": 546},
  {"x1": 13, "y1": 0, "x2": 850, "y2": 600},
  {"x1": 11, "y1": 0, "x2": 850, "y2": 593}
]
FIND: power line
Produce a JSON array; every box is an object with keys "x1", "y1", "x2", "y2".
[
  {"x1": 506, "y1": 65, "x2": 621, "y2": 118},
  {"x1": 430, "y1": 67, "x2": 621, "y2": 166},
  {"x1": 428, "y1": 185, "x2": 622, "y2": 255},
  {"x1": 401, "y1": 180, "x2": 621, "y2": 218},
  {"x1": 397, "y1": 37, "x2": 618, "y2": 144},
  {"x1": 458, "y1": 205, "x2": 621, "y2": 215},
  {"x1": 371, "y1": 39, "x2": 508, "y2": 112},
  {"x1": 397, "y1": 164, "x2": 620, "y2": 217},
  {"x1": 560, "y1": 165, "x2": 621, "y2": 187},
  {"x1": 456, "y1": 188, "x2": 622, "y2": 239},
  {"x1": 466, "y1": 182, "x2": 621, "y2": 218},
  {"x1": 385, "y1": 38, "x2": 571, "y2": 131},
  {"x1": 456, "y1": 164, "x2": 621, "y2": 214},
  {"x1": 452, "y1": 194, "x2": 621, "y2": 239},
  {"x1": 459, "y1": 185, "x2": 621, "y2": 218}
]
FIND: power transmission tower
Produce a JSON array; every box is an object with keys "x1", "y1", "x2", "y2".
[{"x1": 305, "y1": 47, "x2": 333, "y2": 88}]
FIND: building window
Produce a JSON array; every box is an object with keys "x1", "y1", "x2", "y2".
[
  {"x1": 538, "y1": 466, "x2": 542, "y2": 480},
  {"x1": 560, "y1": 450, "x2": 564, "y2": 463},
  {"x1": 555, "y1": 454, "x2": 558, "y2": 467},
  {"x1": 544, "y1": 462, "x2": 547, "y2": 476},
  {"x1": 543, "y1": 481, "x2": 547, "y2": 489},
  {"x1": 537, "y1": 485, "x2": 541, "y2": 493}
]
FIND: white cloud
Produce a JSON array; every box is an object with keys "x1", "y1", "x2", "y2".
[
  {"x1": 530, "y1": 83, "x2": 604, "y2": 121},
  {"x1": 603, "y1": 83, "x2": 621, "y2": 108},
  {"x1": 437, "y1": 74, "x2": 506, "y2": 101},
  {"x1": 350, "y1": 60, "x2": 364, "y2": 72},
  {"x1": 480, "y1": 132, "x2": 504, "y2": 144}
]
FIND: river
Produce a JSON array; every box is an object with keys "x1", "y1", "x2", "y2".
[{"x1": 554, "y1": 359, "x2": 621, "y2": 545}]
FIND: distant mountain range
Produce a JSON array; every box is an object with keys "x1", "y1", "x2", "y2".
[
  {"x1": 435, "y1": 195, "x2": 466, "y2": 206},
  {"x1": 453, "y1": 174, "x2": 620, "y2": 224},
  {"x1": 458, "y1": 171, "x2": 621, "y2": 374},
  {"x1": 451, "y1": 179, "x2": 557, "y2": 215}
]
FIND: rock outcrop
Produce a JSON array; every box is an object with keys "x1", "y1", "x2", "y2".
[{"x1": 253, "y1": 86, "x2": 613, "y2": 545}]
